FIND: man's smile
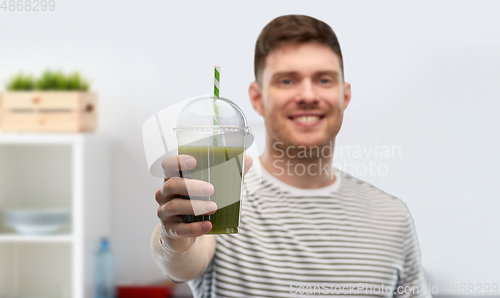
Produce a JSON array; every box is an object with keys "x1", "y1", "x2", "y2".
[{"x1": 288, "y1": 112, "x2": 325, "y2": 127}]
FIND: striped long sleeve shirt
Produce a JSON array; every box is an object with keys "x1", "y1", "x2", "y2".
[{"x1": 187, "y1": 165, "x2": 431, "y2": 298}]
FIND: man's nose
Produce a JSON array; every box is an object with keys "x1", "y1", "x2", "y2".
[{"x1": 296, "y1": 79, "x2": 318, "y2": 104}]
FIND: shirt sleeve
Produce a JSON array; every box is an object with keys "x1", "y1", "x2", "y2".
[
  {"x1": 393, "y1": 206, "x2": 432, "y2": 298},
  {"x1": 186, "y1": 253, "x2": 216, "y2": 298}
]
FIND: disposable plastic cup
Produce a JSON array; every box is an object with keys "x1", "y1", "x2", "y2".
[{"x1": 172, "y1": 97, "x2": 250, "y2": 234}]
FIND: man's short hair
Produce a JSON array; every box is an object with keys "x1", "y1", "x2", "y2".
[{"x1": 254, "y1": 14, "x2": 344, "y2": 84}]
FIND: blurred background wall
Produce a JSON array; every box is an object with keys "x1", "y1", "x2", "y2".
[{"x1": 1, "y1": 0, "x2": 499, "y2": 292}]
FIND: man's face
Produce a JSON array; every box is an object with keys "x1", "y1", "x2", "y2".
[{"x1": 249, "y1": 42, "x2": 351, "y2": 150}]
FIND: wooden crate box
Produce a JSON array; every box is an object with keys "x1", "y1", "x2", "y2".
[{"x1": 0, "y1": 92, "x2": 97, "y2": 132}]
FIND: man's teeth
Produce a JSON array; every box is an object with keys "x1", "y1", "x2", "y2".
[{"x1": 293, "y1": 116, "x2": 320, "y2": 123}]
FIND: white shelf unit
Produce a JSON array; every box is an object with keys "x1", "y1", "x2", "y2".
[{"x1": 0, "y1": 133, "x2": 111, "y2": 298}]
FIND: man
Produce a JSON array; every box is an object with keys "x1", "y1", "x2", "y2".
[{"x1": 152, "y1": 15, "x2": 431, "y2": 297}]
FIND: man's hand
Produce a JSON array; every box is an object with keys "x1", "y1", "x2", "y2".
[{"x1": 155, "y1": 154, "x2": 253, "y2": 253}]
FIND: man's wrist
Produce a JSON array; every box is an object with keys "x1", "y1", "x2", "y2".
[{"x1": 158, "y1": 225, "x2": 196, "y2": 255}]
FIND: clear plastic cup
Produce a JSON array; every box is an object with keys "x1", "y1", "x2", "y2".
[{"x1": 172, "y1": 96, "x2": 251, "y2": 234}]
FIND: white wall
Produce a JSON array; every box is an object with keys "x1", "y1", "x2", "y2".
[{"x1": 1, "y1": 0, "x2": 499, "y2": 289}]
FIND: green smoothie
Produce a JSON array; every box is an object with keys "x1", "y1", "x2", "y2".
[{"x1": 177, "y1": 145, "x2": 244, "y2": 234}]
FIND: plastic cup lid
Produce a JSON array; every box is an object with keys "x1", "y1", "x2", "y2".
[{"x1": 172, "y1": 96, "x2": 250, "y2": 135}]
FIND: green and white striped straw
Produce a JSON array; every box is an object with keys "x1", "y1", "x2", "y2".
[
  {"x1": 213, "y1": 65, "x2": 221, "y2": 146},
  {"x1": 214, "y1": 65, "x2": 220, "y2": 102}
]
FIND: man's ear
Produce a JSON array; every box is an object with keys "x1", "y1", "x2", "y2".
[
  {"x1": 249, "y1": 81, "x2": 265, "y2": 117},
  {"x1": 342, "y1": 82, "x2": 352, "y2": 111}
]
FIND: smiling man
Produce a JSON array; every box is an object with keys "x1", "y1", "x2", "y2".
[
  {"x1": 151, "y1": 15, "x2": 431, "y2": 297},
  {"x1": 251, "y1": 31, "x2": 348, "y2": 189}
]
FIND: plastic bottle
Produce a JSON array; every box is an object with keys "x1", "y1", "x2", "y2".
[{"x1": 95, "y1": 238, "x2": 115, "y2": 298}]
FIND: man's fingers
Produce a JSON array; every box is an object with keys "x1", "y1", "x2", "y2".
[
  {"x1": 158, "y1": 198, "x2": 218, "y2": 218},
  {"x1": 243, "y1": 155, "x2": 253, "y2": 177},
  {"x1": 161, "y1": 155, "x2": 197, "y2": 179},
  {"x1": 166, "y1": 221, "x2": 213, "y2": 239},
  {"x1": 156, "y1": 177, "x2": 214, "y2": 205}
]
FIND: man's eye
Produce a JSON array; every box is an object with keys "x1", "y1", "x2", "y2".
[
  {"x1": 281, "y1": 79, "x2": 293, "y2": 85},
  {"x1": 320, "y1": 78, "x2": 331, "y2": 84}
]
